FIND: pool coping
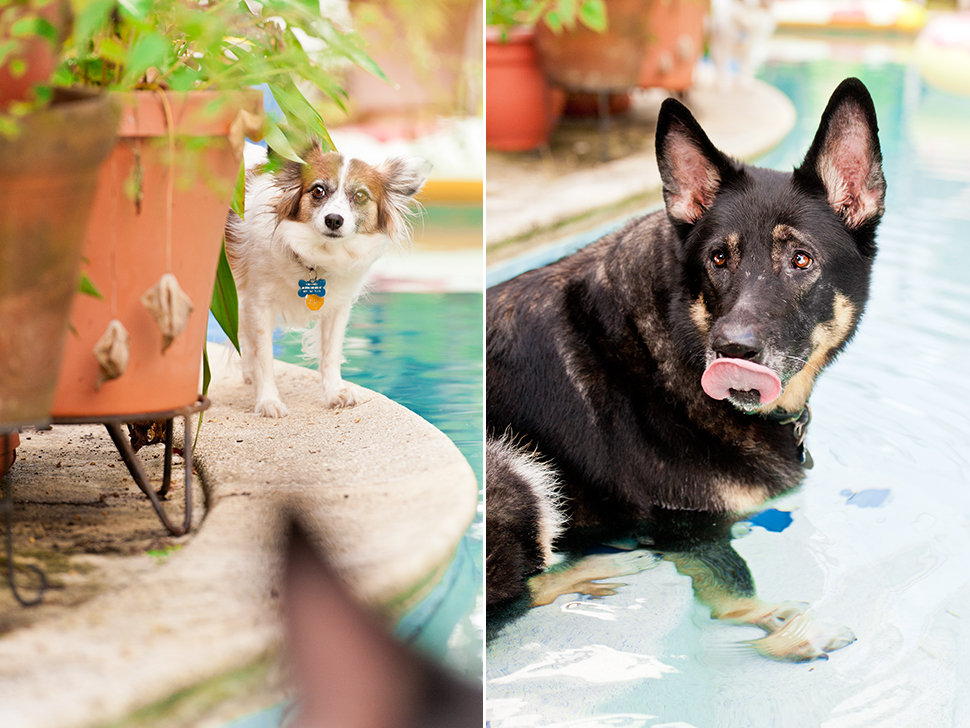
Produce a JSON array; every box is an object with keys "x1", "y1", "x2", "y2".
[
  {"x1": 0, "y1": 344, "x2": 479, "y2": 728},
  {"x1": 485, "y1": 78, "x2": 797, "y2": 262}
]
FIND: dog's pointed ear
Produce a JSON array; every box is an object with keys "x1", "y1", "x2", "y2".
[
  {"x1": 381, "y1": 156, "x2": 433, "y2": 200},
  {"x1": 377, "y1": 157, "x2": 432, "y2": 242},
  {"x1": 656, "y1": 99, "x2": 738, "y2": 226},
  {"x1": 796, "y1": 77, "x2": 885, "y2": 232}
]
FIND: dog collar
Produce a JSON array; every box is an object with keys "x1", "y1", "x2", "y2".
[
  {"x1": 298, "y1": 268, "x2": 326, "y2": 311},
  {"x1": 764, "y1": 405, "x2": 813, "y2": 469}
]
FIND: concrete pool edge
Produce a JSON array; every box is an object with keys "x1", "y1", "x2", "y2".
[
  {"x1": 0, "y1": 343, "x2": 479, "y2": 728},
  {"x1": 485, "y1": 78, "x2": 797, "y2": 261}
]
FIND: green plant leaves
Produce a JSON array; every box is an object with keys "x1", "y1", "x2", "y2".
[
  {"x1": 267, "y1": 79, "x2": 334, "y2": 146},
  {"x1": 77, "y1": 272, "x2": 105, "y2": 300},
  {"x1": 502, "y1": 0, "x2": 607, "y2": 34},
  {"x1": 10, "y1": 16, "x2": 58, "y2": 44},
  {"x1": 117, "y1": 0, "x2": 153, "y2": 21},
  {"x1": 263, "y1": 119, "x2": 304, "y2": 163},
  {"x1": 231, "y1": 163, "x2": 246, "y2": 218},
  {"x1": 578, "y1": 0, "x2": 608, "y2": 32},
  {"x1": 209, "y1": 240, "x2": 239, "y2": 354},
  {"x1": 72, "y1": 0, "x2": 116, "y2": 48},
  {"x1": 55, "y1": 0, "x2": 387, "y2": 139},
  {"x1": 204, "y1": 239, "x2": 239, "y2": 396},
  {"x1": 122, "y1": 30, "x2": 170, "y2": 85}
]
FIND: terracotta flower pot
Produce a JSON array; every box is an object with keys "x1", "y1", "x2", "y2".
[
  {"x1": 50, "y1": 90, "x2": 264, "y2": 420},
  {"x1": 638, "y1": 0, "x2": 706, "y2": 92},
  {"x1": 486, "y1": 27, "x2": 562, "y2": 151},
  {"x1": 0, "y1": 90, "x2": 119, "y2": 432},
  {"x1": 534, "y1": 0, "x2": 653, "y2": 92}
]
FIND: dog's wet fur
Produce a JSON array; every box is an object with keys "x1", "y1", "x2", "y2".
[{"x1": 485, "y1": 78, "x2": 885, "y2": 661}]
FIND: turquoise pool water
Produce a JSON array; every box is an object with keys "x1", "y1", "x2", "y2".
[{"x1": 486, "y1": 44, "x2": 970, "y2": 728}]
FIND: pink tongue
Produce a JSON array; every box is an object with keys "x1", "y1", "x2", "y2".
[{"x1": 701, "y1": 358, "x2": 782, "y2": 405}]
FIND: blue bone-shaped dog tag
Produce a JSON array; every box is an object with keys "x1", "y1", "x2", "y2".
[
  {"x1": 298, "y1": 278, "x2": 327, "y2": 297},
  {"x1": 298, "y1": 278, "x2": 327, "y2": 310}
]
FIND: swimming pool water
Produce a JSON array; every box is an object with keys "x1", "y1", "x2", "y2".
[{"x1": 486, "y1": 45, "x2": 970, "y2": 728}]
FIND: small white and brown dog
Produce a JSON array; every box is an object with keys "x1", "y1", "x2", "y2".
[{"x1": 225, "y1": 140, "x2": 431, "y2": 417}]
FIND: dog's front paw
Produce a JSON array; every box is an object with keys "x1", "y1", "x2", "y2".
[
  {"x1": 255, "y1": 398, "x2": 289, "y2": 418},
  {"x1": 321, "y1": 382, "x2": 359, "y2": 409},
  {"x1": 750, "y1": 610, "x2": 856, "y2": 662}
]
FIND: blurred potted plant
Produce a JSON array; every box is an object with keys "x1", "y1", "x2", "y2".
[
  {"x1": 47, "y1": 0, "x2": 383, "y2": 419},
  {"x1": 2, "y1": 3, "x2": 119, "y2": 436},
  {"x1": 0, "y1": 0, "x2": 71, "y2": 110},
  {"x1": 486, "y1": 0, "x2": 605, "y2": 150},
  {"x1": 638, "y1": 0, "x2": 705, "y2": 93},
  {"x1": 344, "y1": 0, "x2": 482, "y2": 125},
  {"x1": 534, "y1": 0, "x2": 647, "y2": 93}
]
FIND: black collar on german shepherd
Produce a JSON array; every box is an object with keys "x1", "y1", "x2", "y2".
[{"x1": 486, "y1": 78, "x2": 885, "y2": 661}]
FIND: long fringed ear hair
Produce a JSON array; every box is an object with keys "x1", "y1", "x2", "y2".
[{"x1": 377, "y1": 157, "x2": 433, "y2": 246}]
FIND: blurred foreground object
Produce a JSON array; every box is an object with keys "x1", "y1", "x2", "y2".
[{"x1": 282, "y1": 517, "x2": 482, "y2": 728}]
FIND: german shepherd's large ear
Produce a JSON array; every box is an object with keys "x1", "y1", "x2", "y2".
[
  {"x1": 795, "y1": 77, "x2": 885, "y2": 233},
  {"x1": 656, "y1": 99, "x2": 739, "y2": 226}
]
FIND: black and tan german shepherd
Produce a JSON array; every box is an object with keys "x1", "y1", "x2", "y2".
[{"x1": 485, "y1": 78, "x2": 885, "y2": 661}]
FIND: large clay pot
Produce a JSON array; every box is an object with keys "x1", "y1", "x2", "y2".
[
  {"x1": 486, "y1": 27, "x2": 560, "y2": 151},
  {"x1": 534, "y1": 0, "x2": 653, "y2": 92},
  {"x1": 639, "y1": 0, "x2": 707, "y2": 92},
  {"x1": 51, "y1": 90, "x2": 264, "y2": 419},
  {"x1": 0, "y1": 90, "x2": 119, "y2": 432}
]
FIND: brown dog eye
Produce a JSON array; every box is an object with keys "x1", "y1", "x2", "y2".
[
  {"x1": 311, "y1": 185, "x2": 326, "y2": 199},
  {"x1": 792, "y1": 251, "x2": 814, "y2": 269},
  {"x1": 711, "y1": 250, "x2": 727, "y2": 268},
  {"x1": 354, "y1": 190, "x2": 368, "y2": 205}
]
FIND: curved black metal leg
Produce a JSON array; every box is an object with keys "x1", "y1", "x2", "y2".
[
  {"x1": 159, "y1": 417, "x2": 174, "y2": 498},
  {"x1": 105, "y1": 419, "x2": 192, "y2": 537},
  {"x1": 2, "y1": 434, "x2": 47, "y2": 606},
  {"x1": 52, "y1": 397, "x2": 207, "y2": 543}
]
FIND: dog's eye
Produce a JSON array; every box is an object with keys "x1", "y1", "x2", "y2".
[
  {"x1": 354, "y1": 190, "x2": 369, "y2": 205},
  {"x1": 711, "y1": 250, "x2": 728, "y2": 268},
  {"x1": 311, "y1": 185, "x2": 326, "y2": 199},
  {"x1": 792, "y1": 251, "x2": 814, "y2": 270}
]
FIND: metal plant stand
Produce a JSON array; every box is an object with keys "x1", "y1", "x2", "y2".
[
  {"x1": 53, "y1": 396, "x2": 210, "y2": 537},
  {"x1": 2, "y1": 396, "x2": 209, "y2": 606},
  {"x1": 2, "y1": 432, "x2": 47, "y2": 606}
]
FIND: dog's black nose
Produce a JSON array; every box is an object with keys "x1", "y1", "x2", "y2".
[
  {"x1": 712, "y1": 324, "x2": 764, "y2": 360},
  {"x1": 325, "y1": 214, "x2": 343, "y2": 231}
]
